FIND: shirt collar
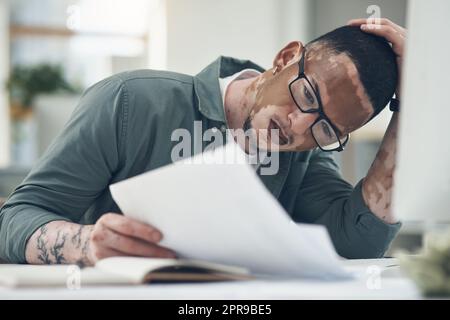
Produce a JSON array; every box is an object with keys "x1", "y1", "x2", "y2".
[
  {"x1": 193, "y1": 56, "x2": 265, "y2": 123},
  {"x1": 218, "y1": 68, "x2": 261, "y2": 108}
]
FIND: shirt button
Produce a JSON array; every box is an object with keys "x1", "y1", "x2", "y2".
[{"x1": 220, "y1": 125, "x2": 227, "y2": 133}]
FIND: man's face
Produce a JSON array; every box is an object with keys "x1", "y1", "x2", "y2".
[{"x1": 244, "y1": 42, "x2": 374, "y2": 152}]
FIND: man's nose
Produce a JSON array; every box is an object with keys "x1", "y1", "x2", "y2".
[{"x1": 288, "y1": 110, "x2": 318, "y2": 134}]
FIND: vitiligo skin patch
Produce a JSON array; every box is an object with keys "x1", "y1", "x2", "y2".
[{"x1": 362, "y1": 113, "x2": 399, "y2": 224}]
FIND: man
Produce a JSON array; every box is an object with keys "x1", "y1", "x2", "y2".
[{"x1": 0, "y1": 19, "x2": 406, "y2": 266}]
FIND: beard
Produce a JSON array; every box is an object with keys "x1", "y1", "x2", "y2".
[
  {"x1": 242, "y1": 115, "x2": 275, "y2": 153},
  {"x1": 243, "y1": 116, "x2": 253, "y2": 132},
  {"x1": 242, "y1": 115, "x2": 284, "y2": 153},
  {"x1": 240, "y1": 116, "x2": 260, "y2": 153}
]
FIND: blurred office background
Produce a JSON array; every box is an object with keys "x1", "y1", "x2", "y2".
[{"x1": 0, "y1": 0, "x2": 410, "y2": 251}]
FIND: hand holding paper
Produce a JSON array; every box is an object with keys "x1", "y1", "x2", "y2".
[{"x1": 110, "y1": 142, "x2": 350, "y2": 279}]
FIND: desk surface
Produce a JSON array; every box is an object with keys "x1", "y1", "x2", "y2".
[{"x1": 0, "y1": 259, "x2": 422, "y2": 300}]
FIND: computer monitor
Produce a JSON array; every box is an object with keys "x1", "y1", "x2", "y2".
[{"x1": 392, "y1": 0, "x2": 450, "y2": 225}]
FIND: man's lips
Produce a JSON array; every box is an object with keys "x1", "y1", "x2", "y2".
[{"x1": 268, "y1": 119, "x2": 289, "y2": 145}]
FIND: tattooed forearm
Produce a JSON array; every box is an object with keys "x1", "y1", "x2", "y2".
[
  {"x1": 71, "y1": 225, "x2": 83, "y2": 249},
  {"x1": 50, "y1": 230, "x2": 67, "y2": 264},
  {"x1": 25, "y1": 221, "x2": 94, "y2": 266},
  {"x1": 36, "y1": 225, "x2": 51, "y2": 264},
  {"x1": 75, "y1": 228, "x2": 93, "y2": 268}
]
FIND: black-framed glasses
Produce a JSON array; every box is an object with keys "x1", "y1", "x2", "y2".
[{"x1": 288, "y1": 49, "x2": 349, "y2": 152}]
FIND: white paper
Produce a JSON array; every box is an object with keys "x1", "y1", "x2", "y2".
[{"x1": 110, "y1": 142, "x2": 351, "y2": 279}]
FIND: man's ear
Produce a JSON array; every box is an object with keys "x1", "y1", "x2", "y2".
[{"x1": 273, "y1": 41, "x2": 304, "y2": 71}]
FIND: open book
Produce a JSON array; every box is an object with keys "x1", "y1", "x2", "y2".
[
  {"x1": 0, "y1": 257, "x2": 252, "y2": 288},
  {"x1": 95, "y1": 257, "x2": 252, "y2": 283}
]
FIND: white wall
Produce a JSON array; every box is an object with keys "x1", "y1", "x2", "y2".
[
  {"x1": 0, "y1": 0, "x2": 10, "y2": 167},
  {"x1": 148, "y1": 0, "x2": 167, "y2": 70},
  {"x1": 164, "y1": 0, "x2": 313, "y2": 75},
  {"x1": 313, "y1": 0, "x2": 407, "y2": 36}
]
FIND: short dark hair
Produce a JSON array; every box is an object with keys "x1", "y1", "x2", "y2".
[{"x1": 307, "y1": 26, "x2": 398, "y2": 122}]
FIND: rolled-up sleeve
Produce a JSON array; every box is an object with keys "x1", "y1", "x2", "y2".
[
  {"x1": 0, "y1": 76, "x2": 127, "y2": 263},
  {"x1": 293, "y1": 150, "x2": 401, "y2": 259}
]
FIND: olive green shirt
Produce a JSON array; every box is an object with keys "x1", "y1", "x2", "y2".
[{"x1": 0, "y1": 56, "x2": 401, "y2": 263}]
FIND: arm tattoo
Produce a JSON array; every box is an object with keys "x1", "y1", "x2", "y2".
[
  {"x1": 75, "y1": 228, "x2": 92, "y2": 268},
  {"x1": 36, "y1": 225, "x2": 51, "y2": 264},
  {"x1": 50, "y1": 230, "x2": 67, "y2": 264},
  {"x1": 28, "y1": 221, "x2": 93, "y2": 266},
  {"x1": 71, "y1": 225, "x2": 83, "y2": 249}
]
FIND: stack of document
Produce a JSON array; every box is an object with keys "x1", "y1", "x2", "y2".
[{"x1": 110, "y1": 142, "x2": 351, "y2": 280}]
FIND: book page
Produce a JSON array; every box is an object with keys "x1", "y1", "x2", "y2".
[
  {"x1": 95, "y1": 257, "x2": 250, "y2": 283},
  {"x1": 110, "y1": 142, "x2": 351, "y2": 280}
]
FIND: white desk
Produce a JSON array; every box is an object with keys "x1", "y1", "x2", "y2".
[{"x1": 0, "y1": 258, "x2": 422, "y2": 300}]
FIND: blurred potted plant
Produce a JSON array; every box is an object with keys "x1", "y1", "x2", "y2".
[
  {"x1": 6, "y1": 64, "x2": 77, "y2": 165},
  {"x1": 7, "y1": 64, "x2": 76, "y2": 118}
]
